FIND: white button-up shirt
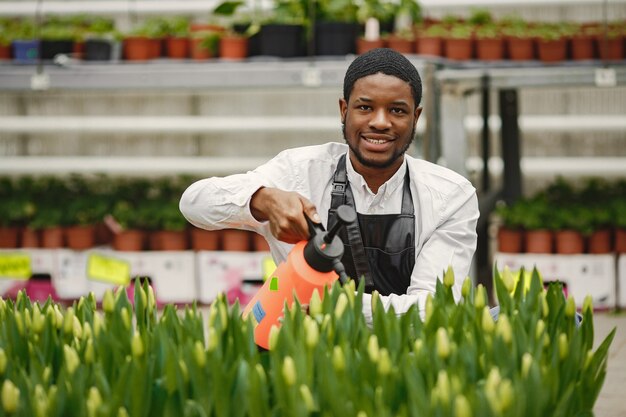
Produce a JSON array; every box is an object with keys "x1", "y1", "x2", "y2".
[{"x1": 180, "y1": 142, "x2": 479, "y2": 324}]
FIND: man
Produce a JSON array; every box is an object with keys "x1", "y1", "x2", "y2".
[{"x1": 180, "y1": 48, "x2": 479, "y2": 324}]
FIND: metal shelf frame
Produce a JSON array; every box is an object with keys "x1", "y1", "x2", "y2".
[{"x1": 434, "y1": 62, "x2": 626, "y2": 290}]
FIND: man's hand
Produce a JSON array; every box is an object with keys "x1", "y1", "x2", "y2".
[{"x1": 250, "y1": 187, "x2": 321, "y2": 243}]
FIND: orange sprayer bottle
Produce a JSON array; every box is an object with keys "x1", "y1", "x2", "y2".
[{"x1": 242, "y1": 205, "x2": 356, "y2": 350}]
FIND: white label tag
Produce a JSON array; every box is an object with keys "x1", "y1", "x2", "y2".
[
  {"x1": 302, "y1": 67, "x2": 322, "y2": 87},
  {"x1": 30, "y1": 73, "x2": 50, "y2": 90},
  {"x1": 595, "y1": 68, "x2": 616, "y2": 87}
]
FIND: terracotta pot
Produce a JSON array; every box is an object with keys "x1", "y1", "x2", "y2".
[
  {"x1": 190, "y1": 24, "x2": 225, "y2": 33},
  {"x1": 41, "y1": 227, "x2": 64, "y2": 249},
  {"x1": 222, "y1": 229, "x2": 250, "y2": 252},
  {"x1": 571, "y1": 35, "x2": 596, "y2": 60},
  {"x1": 476, "y1": 38, "x2": 504, "y2": 61},
  {"x1": 417, "y1": 36, "x2": 443, "y2": 56},
  {"x1": 253, "y1": 233, "x2": 271, "y2": 252},
  {"x1": 153, "y1": 230, "x2": 188, "y2": 251},
  {"x1": 190, "y1": 37, "x2": 216, "y2": 60},
  {"x1": 537, "y1": 38, "x2": 568, "y2": 63},
  {"x1": 597, "y1": 36, "x2": 624, "y2": 61},
  {"x1": 94, "y1": 222, "x2": 113, "y2": 246},
  {"x1": 123, "y1": 37, "x2": 152, "y2": 61},
  {"x1": 356, "y1": 38, "x2": 385, "y2": 55},
  {"x1": 151, "y1": 38, "x2": 164, "y2": 58},
  {"x1": 73, "y1": 41, "x2": 85, "y2": 59},
  {"x1": 386, "y1": 36, "x2": 415, "y2": 54},
  {"x1": 588, "y1": 229, "x2": 612, "y2": 254},
  {"x1": 113, "y1": 230, "x2": 145, "y2": 251},
  {"x1": 525, "y1": 229, "x2": 553, "y2": 254},
  {"x1": 0, "y1": 44, "x2": 10, "y2": 60},
  {"x1": 21, "y1": 228, "x2": 39, "y2": 248},
  {"x1": 0, "y1": 227, "x2": 19, "y2": 248},
  {"x1": 506, "y1": 37, "x2": 535, "y2": 60},
  {"x1": 615, "y1": 228, "x2": 626, "y2": 254},
  {"x1": 190, "y1": 228, "x2": 220, "y2": 251},
  {"x1": 497, "y1": 227, "x2": 523, "y2": 253},
  {"x1": 166, "y1": 37, "x2": 189, "y2": 59},
  {"x1": 219, "y1": 36, "x2": 248, "y2": 60},
  {"x1": 65, "y1": 225, "x2": 96, "y2": 250},
  {"x1": 445, "y1": 38, "x2": 473, "y2": 60},
  {"x1": 555, "y1": 230, "x2": 585, "y2": 254}
]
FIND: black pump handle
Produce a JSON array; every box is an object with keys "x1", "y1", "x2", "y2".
[{"x1": 324, "y1": 205, "x2": 357, "y2": 243}]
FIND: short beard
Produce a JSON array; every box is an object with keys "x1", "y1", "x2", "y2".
[{"x1": 342, "y1": 123, "x2": 416, "y2": 169}]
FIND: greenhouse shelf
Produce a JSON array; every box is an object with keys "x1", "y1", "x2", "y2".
[{"x1": 494, "y1": 252, "x2": 617, "y2": 310}]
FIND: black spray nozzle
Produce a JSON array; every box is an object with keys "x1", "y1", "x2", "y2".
[
  {"x1": 324, "y1": 205, "x2": 357, "y2": 244},
  {"x1": 303, "y1": 205, "x2": 356, "y2": 273}
]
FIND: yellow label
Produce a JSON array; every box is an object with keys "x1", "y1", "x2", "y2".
[
  {"x1": 87, "y1": 253, "x2": 131, "y2": 286},
  {"x1": 0, "y1": 253, "x2": 31, "y2": 280},
  {"x1": 262, "y1": 257, "x2": 276, "y2": 282}
]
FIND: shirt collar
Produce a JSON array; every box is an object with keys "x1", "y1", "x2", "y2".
[{"x1": 345, "y1": 154, "x2": 407, "y2": 198}]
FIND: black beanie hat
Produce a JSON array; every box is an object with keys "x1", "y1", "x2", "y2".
[{"x1": 343, "y1": 48, "x2": 422, "y2": 107}]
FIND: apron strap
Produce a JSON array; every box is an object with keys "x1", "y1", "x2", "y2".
[{"x1": 331, "y1": 155, "x2": 373, "y2": 289}]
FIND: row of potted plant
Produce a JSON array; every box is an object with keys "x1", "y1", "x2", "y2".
[
  {"x1": 0, "y1": 175, "x2": 268, "y2": 253},
  {"x1": 495, "y1": 177, "x2": 626, "y2": 255},
  {"x1": 0, "y1": 267, "x2": 615, "y2": 416},
  {"x1": 415, "y1": 12, "x2": 626, "y2": 62},
  {"x1": 0, "y1": 0, "x2": 423, "y2": 62}
]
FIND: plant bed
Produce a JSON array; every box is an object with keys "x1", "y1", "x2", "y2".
[{"x1": 0, "y1": 268, "x2": 615, "y2": 416}]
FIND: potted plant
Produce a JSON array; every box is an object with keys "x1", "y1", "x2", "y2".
[
  {"x1": 551, "y1": 204, "x2": 590, "y2": 254},
  {"x1": 494, "y1": 201, "x2": 524, "y2": 253},
  {"x1": 314, "y1": 0, "x2": 359, "y2": 56},
  {"x1": 385, "y1": 0, "x2": 422, "y2": 54},
  {"x1": 190, "y1": 29, "x2": 221, "y2": 60},
  {"x1": 474, "y1": 23, "x2": 504, "y2": 61},
  {"x1": 29, "y1": 204, "x2": 65, "y2": 249},
  {"x1": 213, "y1": 1, "x2": 253, "y2": 60},
  {"x1": 597, "y1": 23, "x2": 624, "y2": 61},
  {"x1": 11, "y1": 19, "x2": 39, "y2": 63},
  {"x1": 164, "y1": 16, "x2": 190, "y2": 59},
  {"x1": 416, "y1": 23, "x2": 447, "y2": 56},
  {"x1": 386, "y1": 28, "x2": 415, "y2": 54},
  {"x1": 518, "y1": 196, "x2": 554, "y2": 253},
  {"x1": 534, "y1": 23, "x2": 568, "y2": 63},
  {"x1": 191, "y1": 226, "x2": 221, "y2": 251},
  {"x1": 83, "y1": 17, "x2": 121, "y2": 61},
  {"x1": 571, "y1": 22, "x2": 598, "y2": 61},
  {"x1": 355, "y1": 0, "x2": 393, "y2": 54},
  {"x1": 501, "y1": 15, "x2": 534, "y2": 61},
  {"x1": 40, "y1": 21, "x2": 77, "y2": 61},
  {"x1": 0, "y1": 19, "x2": 12, "y2": 60},
  {"x1": 444, "y1": 23, "x2": 474, "y2": 61},
  {"x1": 259, "y1": 0, "x2": 308, "y2": 57},
  {"x1": 150, "y1": 199, "x2": 189, "y2": 251},
  {"x1": 222, "y1": 229, "x2": 251, "y2": 251},
  {"x1": 65, "y1": 194, "x2": 109, "y2": 250},
  {"x1": 110, "y1": 200, "x2": 146, "y2": 251},
  {"x1": 124, "y1": 18, "x2": 168, "y2": 61},
  {"x1": 0, "y1": 179, "x2": 35, "y2": 248},
  {"x1": 613, "y1": 200, "x2": 626, "y2": 254}
]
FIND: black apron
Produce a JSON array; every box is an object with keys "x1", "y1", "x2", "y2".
[{"x1": 327, "y1": 154, "x2": 416, "y2": 296}]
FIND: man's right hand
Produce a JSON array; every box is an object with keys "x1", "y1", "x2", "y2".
[{"x1": 250, "y1": 187, "x2": 321, "y2": 244}]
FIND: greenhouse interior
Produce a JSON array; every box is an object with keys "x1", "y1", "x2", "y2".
[{"x1": 0, "y1": 0, "x2": 625, "y2": 416}]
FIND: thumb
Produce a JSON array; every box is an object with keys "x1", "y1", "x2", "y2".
[{"x1": 300, "y1": 197, "x2": 321, "y2": 224}]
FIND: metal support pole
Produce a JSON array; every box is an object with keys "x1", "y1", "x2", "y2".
[{"x1": 498, "y1": 89, "x2": 523, "y2": 204}]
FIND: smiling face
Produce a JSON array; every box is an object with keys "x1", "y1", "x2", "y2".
[{"x1": 340, "y1": 72, "x2": 422, "y2": 188}]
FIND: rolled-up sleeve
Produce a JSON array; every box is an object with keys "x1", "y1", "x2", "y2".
[{"x1": 179, "y1": 150, "x2": 300, "y2": 232}]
